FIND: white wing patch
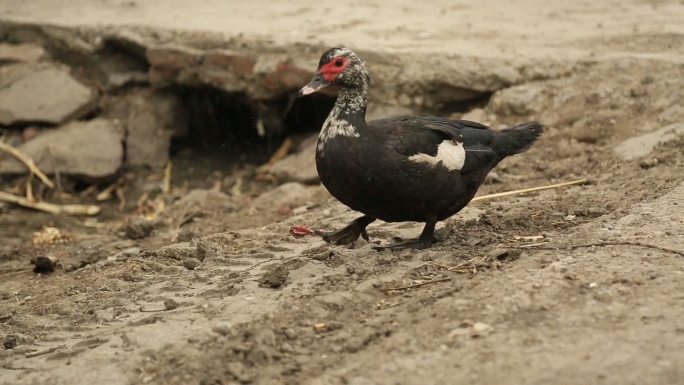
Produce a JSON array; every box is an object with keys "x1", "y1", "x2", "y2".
[{"x1": 408, "y1": 140, "x2": 466, "y2": 171}]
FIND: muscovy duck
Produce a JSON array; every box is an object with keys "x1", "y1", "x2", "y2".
[{"x1": 298, "y1": 47, "x2": 543, "y2": 250}]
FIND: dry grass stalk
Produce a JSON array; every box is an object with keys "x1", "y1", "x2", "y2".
[
  {"x1": 96, "y1": 183, "x2": 119, "y2": 201},
  {"x1": 382, "y1": 277, "x2": 452, "y2": 292},
  {"x1": 162, "y1": 161, "x2": 173, "y2": 194},
  {"x1": 257, "y1": 138, "x2": 293, "y2": 173},
  {"x1": 0, "y1": 141, "x2": 54, "y2": 188},
  {"x1": 471, "y1": 178, "x2": 587, "y2": 202},
  {"x1": 521, "y1": 241, "x2": 684, "y2": 258},
  {"x1": 0, "y1": 190, "x2": 100, "y2": 216}
]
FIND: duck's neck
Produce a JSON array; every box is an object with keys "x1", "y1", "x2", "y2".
[
  {"x1": 328, "y1": 86, "x2": 368, "y2": 127},
  {"x1": 318, "y1": 87, "x2": 368, "y2": 150},
  {"x1": 337, "y1": 86, "x2": 368, "y2": 115}
]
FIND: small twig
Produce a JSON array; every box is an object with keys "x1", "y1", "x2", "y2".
[
  {"x1": 116, "y1": 185, "x2": 127, "y2": 211},
  {"x1": 0, "y1": 190, "x2": 100, "y2": 216},
  {"x1": 517, "y1": 241, "x2": 550, "y2": 248},
  {"x1": 1, "y1": 364, "x2": 41, "y2": 371},
  {"x1": 139, "y1": 306, "x2": 166, "y2": 313},
  {"x1": 79, "y1": 183, "x2": 100, "y2": 197},
  {"x1": 446, "y1": 259, "x2": 476, "y2": 272},
  {"x1": 518, "y1": 241, "x2": 684, "y2": 258},
  {"x1": 471, "y1": 179, "x2": 587, "y2": 202},
  {"x1": 447, "y1": 255, "x2": 491, "y2": 271},
  {"x1": 96, "y1": 183, "x2": 118, "y2": 202},
  {"x1": 245, "y1": 257, "x2": 277, "y2": 272},
  {"x1": 382, "y1": 277, "x2": 452, "y2": 292},
  {"x1": 0, "y1": 269, "x2": 30, "y2": 278},
  {"x1": 25, "y1": 345, "x2": 64, "y2": 358},
  {"x1": 162, "y1": 161, "x2": 173, "y2": 194},
  {"x1": 0, "y1": 141, "x2": 54, "y2": 188},
  {"x1": 25, "y1": 172, "x2": 35, "y2": 201},
  {"x1": 418, "y1": 261, "x2": 452, "y2": 269},
  {"x1": 230, "y1": 177, "x2": 243, "y2": 197},
  {"x1": 386, "y1": 299, "x2": 408, "y2": 308}
]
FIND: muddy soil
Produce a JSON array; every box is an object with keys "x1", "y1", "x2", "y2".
[{"x1": 1, "y1": 1, "x2": 684, "y2": 385}]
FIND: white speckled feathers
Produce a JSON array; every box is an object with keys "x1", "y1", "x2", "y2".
[{"x1": 317, "y1": 110, "x2": 360, "y2": 151}]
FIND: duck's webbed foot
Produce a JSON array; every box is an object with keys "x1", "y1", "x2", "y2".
[
  {"x1": 372, "y1": 218, "x2": 437, "y2": 251},
  {"x1": 316, "y1": 215, "x2": 375, "y2": 245}
]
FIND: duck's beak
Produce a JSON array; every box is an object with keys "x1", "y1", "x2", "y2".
[{"x1": 298, "y1": 73, "x2": 329, "y2": 97}]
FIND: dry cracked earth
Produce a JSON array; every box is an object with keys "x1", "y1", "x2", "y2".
[{"x1": 1, "y1": 1, "x2": 684, "y2": 385}]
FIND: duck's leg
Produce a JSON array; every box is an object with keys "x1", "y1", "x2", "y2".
[
  {"x1": 373, "y1": 218, "x2": 437, "y2": 251},
  {"x1": 316, "y1": 215, "x2": 376, "y2": 245}
]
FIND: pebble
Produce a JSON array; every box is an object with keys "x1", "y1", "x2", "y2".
[{"x1": 182, "y1": 258, "x2": 201, "y2": 270}]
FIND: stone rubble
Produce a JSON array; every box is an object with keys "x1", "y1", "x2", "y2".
[
  {"x1": 269, "y1": 135, "x2": 319, "y2": 184},
  {"x1": 0, "y1": 119, "x2": 124, "y2": 178},
  {"x1": 0, "y1": 43, "x2": 48, "y2": 65},
  {"x1": 0, "y1": 63, "x2": 97, "y2": 126}
]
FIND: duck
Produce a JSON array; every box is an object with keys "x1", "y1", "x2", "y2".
[{"x1": 298, "y1": 47, "x2": 543, "y2": 250}]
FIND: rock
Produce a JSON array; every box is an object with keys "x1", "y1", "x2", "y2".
[
  {"x1": 252, "y1": 182, "x2": 320, "y2": 211},
  {"x1": 571, "y1": 114, "x2": 619, "y2": 144},
  {"x1": 153, "y1": 243, "x2": 197, "y2": 262},
  {"x1": 0, "y1": 119, "x2": 124, "y2": 178},
  {"x1": 571, "y1": 119, "x2": 609, "y2": 144},
  {"x1": 202, "y1": 50, "x2": 255, "y2": 77},
  {"x1": 161, "y1": 189, "x2": 237, "y2": 222},
  {"x1": 0, "y1": 43, "x2": 48, "y2": 65},
  {"x1": 146, "y1": 45, "x2": 201, "y2": 86},
  {"x1": 0, "y1": 63, "x2": 97, "y2": 125},
  {"x1": 490, "y1": 83, "x2": 542, "y2": 115},
  {"x1": 211, "y1": 322, "x2": 232, "y2": 336},
  {"x1": 21, "y1": 127, "x2": 41, "y2": 142},
  {"x1": 182, "y1": 257, "x2": 200, "y2": 270},
  {"x1": 125, "y1": 90, "x2": 185, "y2": 168},
  {"x1": 175, "y1": 227, "x2": 195, "y2": 243},
  {"x1": 151, "y1": 91, "x2": 190, "y2": 139},
  {"x1": 471, "y1": 322, "x2": 492, "y2": 336},
  {"x1": 614, "y1": 123, "x2": 684, "y2": 161},
  {"x1": 319, "y1": 292, "x2": 352, "y2": 310},
  {"x1": 163, "y1": 299, "x2": 179, "y2": 310},
  {"x1": 258, "y1": 59, "x2": 311, "y2": 96},
  {"x1": 492, "y1": 64, "x2": 522, "y2": 85},
  {"x1": 269, "y1": 136, "x2": 319, "y2": 184},
  {"x1": 95, "y1": 50, "x2": 148, "y2": 90},
  {"x1": 366, "y1": 104, "x2": 414, "y2": 121},
  {"x1": 447, "y1": 321, "x2": 493, "y2": 339},
  {"x1": 103, "y1": 90, "x2": 188, "y2": 168},
  {"x1": 110, "y1": 247, "x2": 142, "y2": 261},
  {"x1": 226, "y1": 361, "x2": 253, "y2": 383},
  {"x1": 459, "y1": 107, "x2": 487, "y2": 123},
  {"x1": 200, "y1": 50, "x2": 257, "y2": 93},
  {"x1": 122, "y1": 218, "x2": 155, "y2": 239},
  {"x1": 258, "y1": 265, "x2": 290, "y2": 288},
  {"x1": 638, "y1": 158, "x2": 659, "y2": 169},
  {"x1": 2, "y1": 334, "x2": 18, "y2": 350}
]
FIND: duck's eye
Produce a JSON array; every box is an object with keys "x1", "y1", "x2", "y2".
[{"x1": 334, "y1": 59, "x2": 344, "y2": 67}]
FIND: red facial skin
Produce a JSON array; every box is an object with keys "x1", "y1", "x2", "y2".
[{"x1": 318, "y1": 56, "x2": 350, "y2": 82}]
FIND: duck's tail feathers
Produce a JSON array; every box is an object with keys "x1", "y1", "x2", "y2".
[{"x1": 493, "y1": 122, "x2": 544, "y2": 157}]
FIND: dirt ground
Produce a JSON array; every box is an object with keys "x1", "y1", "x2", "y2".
[{"x1": 1, "y1": 1, "x2": 684, "y2": 385}]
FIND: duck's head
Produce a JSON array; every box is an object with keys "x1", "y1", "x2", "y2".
[{"x1": 299, "y1": 47, "x2": 370, "y2": 97}]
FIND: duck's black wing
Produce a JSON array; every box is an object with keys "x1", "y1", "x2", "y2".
[{"x1": 368, "y1": 116, "x2": 499, "y2": 173}]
